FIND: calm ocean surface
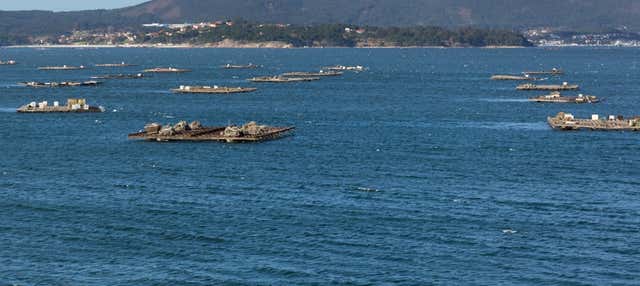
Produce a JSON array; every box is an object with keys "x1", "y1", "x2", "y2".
[{"x1": 0, "y1": 47, "x2": 639, "y2": 285}]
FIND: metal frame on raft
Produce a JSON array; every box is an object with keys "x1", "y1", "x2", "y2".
[{"x1": 128, "y1": 126, "x2": 296, "y2": 143}]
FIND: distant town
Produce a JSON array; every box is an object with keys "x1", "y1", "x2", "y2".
[{"x1": 7, "y1": 20, "x2": 640, "y2": 48}]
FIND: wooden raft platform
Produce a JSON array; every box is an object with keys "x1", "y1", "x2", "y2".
[
  {"x1": 143, "y1": 67, "x2": 191, "y2": 73},
  {"x1": 491, "y1": 74, "x2": 535, "y2": 81},
  {"x1": 324, "y1": 65, "x2": 365, "y2": 72},
  {"x1": 19, "y1": 81, "x2": 102, "y2": 88},
  {"x1": 17, "y1": 106, "x2": 103, "y2": 113},
  {"x1": 249, "y1": 76, "x2": 320, "y2": 83},
  {"x1": 223, "y1": 64, "x2": 258, "y2": 69},
  {"x1": 0, "y1": 60, "x2": 17, "y2": 65},
  {"x1": 91, "y1": 74, "x2": 144, "y2": 79},
  {"x1": 95, "y1": 62, "x2": 137, "y2": 67},
  {"x1": 129, "y1": 125, "x2": 295, "y2": 143},
  {"x1": 517, "y1": 83, "x2": 579, "y2": 91},
  {"x1": 523, "y1": 68, "x2": 563, "y2": 75},
  {"x1": 548, "y1": 112, "x2": 640, "y2": 131},
  {"x1": 282, "y1": 71, "x2": 343, "y2": 77},
  {"x1": 17, "y1": 99, "x2": 103, "y2": 113},
  {"x1": 38, "y1": 65, "x2": 85, "y2": 70},
  {"x1": 171, "y1": 86, "x2": 257, "y2": 94},
  {"x1": 529, "y1": 92, "x2": 598, "y2": 103}
]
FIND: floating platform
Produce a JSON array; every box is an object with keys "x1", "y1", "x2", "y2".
[
  {"x1": 529, "y1": 92, "x2": 598, "y2": 103},
  {"x1": 17, "y1": 98, "x2": 103, "y2": 113},
  {"x1": 0, "y1": 60, "x2": 16, "y2": 65},
  {"x1": 95, "y1": 62, "x2": 137, "y2": 67},
  {"x1": 38, "y1": 65, "x2": 85, "y2": 70},
  {"x1": 171, "y1": 85, "x2": 257, "y2": 94},
  {"x1": 19, "y1": 81, "x2": 102, "y2": 88},
  {"x1": 91, "y1": 73, "x2": 145, "y2": 79},
  {"x1": 548, "y1": 112, "x2": 640, "y2": 131},
  {"x1": 325, "y1": 65, "x2": 365, "y2": 72},
  {"x1": 523, "y1": 68, "x2": 563, "y2": 75},
  {"x1": 143, "y1": 67, "x2": 191, "y2": 73},
  {"x1": 281, "y1": 71, "x2": 343, "y2": 77},
  {"x1": 249, "y1": 76, "x2": 321, "y2": 83},
  {"x1": 128, "y1": 121, "x2": 295, "y2": 143},
  {"x1": 517, "y1": 83, "x2": 579, "y2": 91},
  {"x1": 223, "y1": 64, "x2": 258, "y2": 69},
  {"x1": 491, "y1": 74, "x2": 535, "y2": 81}
]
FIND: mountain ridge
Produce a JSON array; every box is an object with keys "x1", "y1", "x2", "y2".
[{"x1": 0, "y1": 0, "x2": 639, "y2": 40}]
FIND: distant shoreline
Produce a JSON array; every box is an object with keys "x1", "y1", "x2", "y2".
[{"x1": 3, "y1": 44, "x2": 530, "y2": 49}]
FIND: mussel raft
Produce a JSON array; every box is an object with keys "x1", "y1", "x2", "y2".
[
  {"x1": 281, "y1": 71, "x2": 343, "y2": 77},
  {"x1": 324, "y1": 65, "x2": 365, "y2": 72},
  {"x1": 19, "y1": 81, "x2": 102, "y2": 88},
  {"x1": 248, "y1": 76, "x2": 321, "y2": 83},
  {"x1": 222, "y1": 64, "x2": 258, "y2": 69},
  {"x1": 523, "y1": 68, "x2": 563, "y2": 75},
  {"x1": 17, "y1": 98, "x2": 103, "y2": 113},
  {"x1": 142, "y1": 67, "x2": 191, "y2": 73},
  {"x1": 129, "y1": 121, "x2": 295, "y2": 142},
  {"x1": 548, "y1": 112, "x2": 640, "y2": 131},
  {"x1": 91, "y1": 73, "x2": 145, "y2": 79},
  {"x1": 171, "y1": 85, "x2": 257, "y2": 94},
  {"x1": 529, "y1": 92, "x2": 599, "y2": 103},
  {"x1": 491, "y1": 74, "x2": 536, "y2": 81},
  {"x1": 95, "y1": 62, "x2": 137, "y2": 67},
  {"x1": 517, "y1": 83, "x2": 579, "y2": 91},
  {"x1": 38, "y1": 65, "x2": 85, "y2": 70}
]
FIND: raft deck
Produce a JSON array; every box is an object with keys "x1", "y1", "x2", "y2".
[
  {"x1": 95, "y1": 63, "x2": 137, "y2": 67},
  {"x1": 38, "y1": 65, "x2": 85, "y2": 70},
  {"x1": 223, "y1": 64, "x2": 258, "y2": 69},
  {"x1": 19, "y1": 81, "x2": 102, "y2": 88},
  {"x1": 143, "y1": 67, "x2": 191, "y2": 73},
  {"x1": 517, "y1": 83, "x2": 579, "y2": 91},
  {"x1": 282, "y1": 71, "x2": 343, "y2": 77},
  {"x1": 325, "y1": 65, "x2": 365, "y2": 72},
  {"x1": 17, "y1": 106, "x2": 103, "y2": 113},
  {"x1": 548, "y1": 113, "x2": 640, "y2": 131},
  {"x1": 530, "y1": 93, "x2": 598, "y2": 103},
  {"x1": 129, "y1": 126, "x2": 295, "y2": 142},
  {"x1": 171, "y1": 86, "x2": 257, "y2": 94},
  {"x1": 249, "y1": 76, "x2": 320, "y2": 83},
  {"x1": 91, "y1": 74, "x2": 144, "y2": 79},
  {"x1": 491, "y1": 75, "x2": 535, "y2": 81},
  {"x1": 523, "y1": 69, "x2": 563, "y2": 75}
]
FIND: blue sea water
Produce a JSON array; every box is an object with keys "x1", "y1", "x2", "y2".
[{"x1": 0, "y1": 47, "x2": 639, "y2": 285}]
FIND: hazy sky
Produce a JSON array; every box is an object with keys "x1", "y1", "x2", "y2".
[{"x1": 0, "y1": 0, "x2": 147, "y2": 11}]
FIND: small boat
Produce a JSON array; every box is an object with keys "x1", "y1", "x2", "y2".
[
  {"x1": 19, "y1": 81, "x2": 102, "y2": 88},
  {"x1": 248, "y1": 76, "x2": 321, "y2": 83},
  {"x1": 171, "y1": 85, "x2": 257, "y2": 94},
  {"x1": 17, "y1": 98, "x2": 104, "y2": 113},
  {"x1": 281, "y1": 71, "x2": 343, "y2": 77},
  {"x1": 129, "y1": 121, "x2": 295, "y2": 143},
  {"x1": 529, "y1": 92, "x2": 598, "y2": 103},
  {"x1": 222, "y1": 64, "x2": 258, "y2": 69},
  {"x1": 142, "y1": 67, "x2": 191, "y2": 73},
  {"x1": 517, "y1": 82, "x2": 578, "y2": 91},
  {"x1": 38, "y1": 65, "x2": 86, "y2": 70},
  {"x1": 548, "y1": 112, "x2": 640, "y2": 131},
  {"x1": 91, "y1": 73, "x2": 145, "y2": 79},
  {"x1": 95, "y1": 62, "x2": 137, "y2": 67}
]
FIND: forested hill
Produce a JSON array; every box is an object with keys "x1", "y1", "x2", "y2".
[
  {"x1": 121, "y1": 0, "x2": 640, "y2": 30},
  {"x1": 1, "y1": 0, "x2": 639, "y2": 39}
]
